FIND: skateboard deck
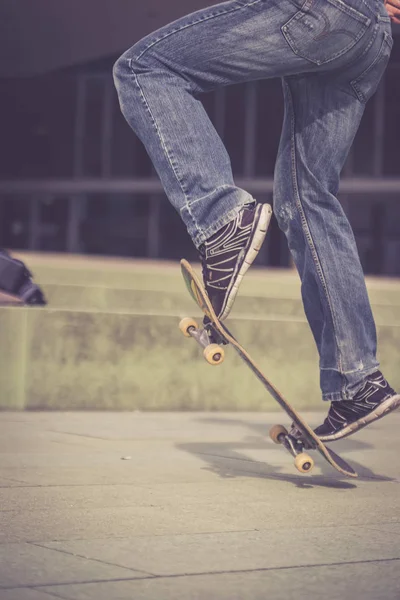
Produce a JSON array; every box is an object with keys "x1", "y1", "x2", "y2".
[{"x1": 179, "y1": 258, "x2": 357, "y2": 478}]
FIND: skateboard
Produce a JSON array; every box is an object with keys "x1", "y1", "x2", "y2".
[{"x1": 179, "y1": 259, "x2": 357, "y2": 479}]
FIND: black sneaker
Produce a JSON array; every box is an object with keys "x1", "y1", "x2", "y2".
[
  {"x1": 0, "y1": 249, "x2": 47, "y2": 306},
  {"x1": 314, "y1": 371, "x2": 400, "y2": 442},
  {"x1": 18, "y1": 280, "x2": 47, "y2": 305},
  {"x1": 199, "y1": 202, "x2": 272, "y2": 320}
]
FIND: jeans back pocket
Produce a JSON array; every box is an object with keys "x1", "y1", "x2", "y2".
[
  {"x1": 282, "y1": 0, "x2": 371, "y2": 65},
  {"x1": 351, "y1": 31, "x2": 393, "y2": 103}
]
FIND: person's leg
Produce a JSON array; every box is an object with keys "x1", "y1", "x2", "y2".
[
  {"x1": 114, "y1": 0, "x2": 309, "y2": 318},
  {"x1": 113, "y1": 0, "x2": 297, "y2": 247},
  {"x1": 275, "y1": 73, "x2": 379, "y2": 399},
  {"x1": 113, "y1": 0, "x2": 376, "y2": 319},
  {"x1": 274, "y1": 18, "x2": 400, "y2": 439}
]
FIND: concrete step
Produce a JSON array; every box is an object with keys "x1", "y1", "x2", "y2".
[
  {"x1": 11, "y1": 253, "x2": 400, "y2": 327},
  {"x1": 1, "y1": 305, "x2": 399, "y2": 411},
  {"x1": 39, "y1": 283, "x2": 400, "y2": 325},
  {"x1": 14, "y1": 251, "x2": 400, "y2": 305}
]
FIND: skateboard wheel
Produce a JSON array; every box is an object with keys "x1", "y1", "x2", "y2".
[
  {"x1": 269, "y1": 424, "x2": 288, "y2": 445},
  {"x1": 294, "y1": 453, "x2": 314, "y2": 474},
  {"x1": 179, "y1": 317, "x2": 199, "y2": 338},
  {"x1": 203, "y1": 343, "x2": 225, "y2": 366}
]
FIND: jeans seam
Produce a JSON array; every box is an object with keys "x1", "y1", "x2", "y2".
[
  {"x1": 320, "y1": 365, "x2": 378, "y2": 375},
  {"x1": 134, "y1": 0, "x2": 262, "y2": 60},
  {"x1": 322, "y1": 364, "x2": 379, "y2": 400},
  {"x1": 188, "y1": 185, "x2": 233, "y2": 207},
  {"x1": 350, "y1": 30, "x2": 392, "y2": 103},
  {"x1": 326, "y1": 0, "x2": 371, "y2": 24},
  {"x1": 285, "y1": 80, "x2": 344, "y2": 374},
  {"x1": 129, "y1": 63, "x2": 198, "y2": 233},
  {"x1": 286, "y1": 28, "x2": 368, "y2": 66},
  {"x1": 322, "y1": 392, "x2": 343, "y2": 401},
  {"x1": 127, "y1": 0, "x2": 264, "y2": 244},
  {"x1": 132, "y1": 0, "x2": 264, "y2": 64},
  {"x1": 359, "y1": 0, "x2": 377, "y2": 15},
  {"x1": 342, "y1": 365, "x2": 379, "y2": 376}
]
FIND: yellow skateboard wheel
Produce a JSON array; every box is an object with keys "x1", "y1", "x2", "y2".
[
  {"x1": 294, "y1": 453, "x2": 314, "y2": 474},
  {"x1": 179, "y1": 317, "x2": 199, "y2": 338},
  {"x1": 203, "y1": 343, "x2": 225, "y2": 366},
  {"x1": 269, "y1": 424, "x2": 288, "y2": 445}
]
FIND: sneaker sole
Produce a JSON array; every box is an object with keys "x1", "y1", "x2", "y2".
[
  {"x1": 317, "y1": 394, "x2": 400, "y2": 442},
  {"x1": 219, "y1": 203, "x2": 273, "y2": 321}
]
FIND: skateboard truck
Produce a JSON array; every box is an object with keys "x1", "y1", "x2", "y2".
[
  {"x1": 203, "y1": 318, "x2": 228, "y2": 347},
  {"x1": 269, "y1": 424, "x2": 315, "y2": 473},
  {"x1": 179, "y1": 317, "x2": 225, "y2": 366}
]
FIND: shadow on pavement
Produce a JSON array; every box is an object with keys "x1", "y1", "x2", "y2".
[{"x1": 177, "y1": 416, "x2": 395, "y2": 489}]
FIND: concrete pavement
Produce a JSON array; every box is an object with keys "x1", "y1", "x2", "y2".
[{"x1": 0, "y1": 411, "x2": 399, "y2": 599}]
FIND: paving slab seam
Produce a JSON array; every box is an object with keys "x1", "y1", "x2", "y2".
[
  {"x1": 45, "y1": 431, "x2": 235, "y2": 442},
  {"x1": 2, "y1": 557, "x2": 400, "y2": 592},
  {"x1": 11, "y1": 521, "x2": 398, "y2": 546},
  {"x1": 0, "y1": 575, "x2": 151, "y2": 592},
  {"x1": 356, "y1": 525, "x2": 400, "y2": 537},
  {"x1": 28, "y1": 541, "x2": 156, "y2": 578},
  {"x1": 4, "y1": 476, "x2": 361, "y2": 489},
  {"x1": 194, "y1": 451, "x2": 265, "y2": 464},
  {"x1": 5, "y1": 529, "x2": 257, "y2": 546},
  {"x1": 136, "y1": 556, "x2": 399, "y2": 579},
  {"x1": 29, "y1": 588, "x2": 68, "y2": 600},
  {"x1": 0, "y1": 481, "x2": 234, "y2": 489},
  {"x1": 0, "y1": 476, "x2": 28, "y2": 485},
  {"x1": 0, "y1": 525, "x2": 392, "y2": 546},
  {"x1": 0, "y1": 474, "x2": 398, "y2": 490}
]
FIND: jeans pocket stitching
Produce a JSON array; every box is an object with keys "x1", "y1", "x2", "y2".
[
  {"x1": 281, "y1": 0, "x2": 371, "y2": 65},
  {"x1": 350, "y1": 31, "x2": 393, "y2": 102},
  {"x1": 326, "y1": 0, "x2": 371, "y2": 25}
]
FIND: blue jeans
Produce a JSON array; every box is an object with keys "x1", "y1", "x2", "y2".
[{"x1": 113, "y1": 0, "x2": 393, "y2": 401}]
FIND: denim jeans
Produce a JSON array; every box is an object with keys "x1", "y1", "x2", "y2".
[{"x1": 113, "y1": 0, "x2": 393, "y2": 401}]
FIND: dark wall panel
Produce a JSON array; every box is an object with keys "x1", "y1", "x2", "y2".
[{"x1": 0, "y1": 0, "x2": 217, "y2": 77}]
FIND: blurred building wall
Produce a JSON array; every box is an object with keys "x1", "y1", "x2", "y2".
[
  {"x1": 0, "y1": 2, "x2": 399, "y2": 273},
  {"x1": 0, "y1": 0, "x2": 216, "y2": 77}
]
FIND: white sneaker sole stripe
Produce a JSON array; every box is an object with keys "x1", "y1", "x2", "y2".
[
  {"x1": 219, "y1": 204, "x2": 273, "y2": 321},
  {"x1": 318, "y1": 394, "x2": 400, "y2": 442}
]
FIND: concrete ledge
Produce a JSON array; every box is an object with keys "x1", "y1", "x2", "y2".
[
  {"x1": 0, "y1": 309, "x2": 26, "y2": 409},
  {"x1": 39, "y1": 283, "x2": 400, "y2": 325},
  {"x1": 13, "y1": 251, "x2": 400, "y2": 302},
  {"x1": 1, "y1": 306, "x2": 400, "y2": 411},
  {"x1": 1, "y1": 253, "x2": 399, "y2": 411}
]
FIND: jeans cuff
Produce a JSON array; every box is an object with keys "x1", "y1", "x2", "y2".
[
  {"x1": 322, "y1": 391, "x2": 346, "y2": 402},
  {"x1": 321, "y1": 364, "x2": 380, "y2": 402},
  {"x1": 191, "y1": 202, "x2": 247, "y2": 248}
]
